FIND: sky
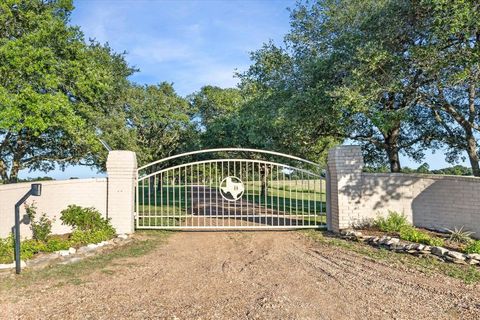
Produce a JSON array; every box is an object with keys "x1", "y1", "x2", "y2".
[{"x1": 19, "y1": 0, "x2": 467, "y2": 180}]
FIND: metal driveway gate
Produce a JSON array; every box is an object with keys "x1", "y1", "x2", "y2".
[{"x1": 135, "y1": 148, "x2": 327, "y2": 230}]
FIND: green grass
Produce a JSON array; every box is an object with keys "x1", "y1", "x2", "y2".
[
  {"x1": 0, "y1": 230, "x2": 172, "y2": 292},
  {"x1": 301, "y1": 229, "x2": 480, "y2": 284}
]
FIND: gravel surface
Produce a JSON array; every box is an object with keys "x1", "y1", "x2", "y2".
[{"x1": 1, "y1": 231, "x2": 479, "y2": 319}]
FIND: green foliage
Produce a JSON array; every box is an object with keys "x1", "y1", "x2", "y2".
[
  {"x1": 446, "y1": 226, "x2": 475, "y2": 244},
  {"x1": 399, "y1": 226, "x2": 444, "y2": 247},
  {"x1": 465, "y1": 241, "x2": 480, "y2": 254},
  {"x1": 0, "y1": 236, "x2": 14, "y2": 264},
  {"x1": 60, "y1": 205, "x2": 113, "y2": 232},
  {"x1": 0, "y1": 0, "x2": 134, "y2": 182},
  {"x1": 60, "y1": 205, "x2": 116, "y2": 246},
  {"x1": 70, "y1": 229, "x2": 115, "y2": 246},
  {"x1": 374, "y1": 211, "x2": 409, "y2": 233},
  {"x1": 45, "y1": 237, "x2": 71, "y2": 252},
  {"x1": 20, "y1": 239, "x2": 47, "y2": 260},
  {"x1": 25, "y1": 202, "x2": 53, "y2": 242}
]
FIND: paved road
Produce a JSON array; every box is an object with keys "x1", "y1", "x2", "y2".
[{"x1": 1, "y1": 232, "x2": 479, "y2": 319}]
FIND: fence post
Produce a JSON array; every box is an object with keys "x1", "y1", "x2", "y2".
[
  {"x1": 326, "y1": 145, "x2": 364, "y2": 232},
  {"x1": 106, "y1": 151, "x2": 137, "y2": 234}
]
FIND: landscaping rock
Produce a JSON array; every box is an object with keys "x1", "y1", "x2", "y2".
[
  {"x1": 446, "y1": 251, "x2": 466, "y2": 261},
  {"x1": 68, "y1": 247, "x2": 76, "y2": 255},
  {"x1": 0, "y1": 263, "x2": 14, "y2": 270},
  {"x1": 467, "y1": 253, "x2": 480, "y2": 260},
  {"x1": 87, "y1": 243, "x2": 99, "y2": 249},
  {"x1": 385, "y1": 238, "x2": 400, "y2": 246},
  {"x1": 117, "y1": 234, "x2": 128, "y2": 240},
  {"x1": 431, "y1": 246, "x2": 449, "y2": 257},
  {"x1": 466, "y1": 258, "x2": 480, "y2": 266},
  {"x1": 0, "y1": 260, "x2": 26, "y2": 270},
  {"x1": 58, "y1": 250, "x2": 70, "y2": 257}
]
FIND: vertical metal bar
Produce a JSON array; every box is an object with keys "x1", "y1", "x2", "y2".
[
  {"x1": 276, "y1": 166, "x2": 280, "y2": 227},
  {"x1": 178, "y1": 167, "x2": 181, "y2": 226},
  {"x1": 191, "y1": 165, "x2": 194, "y2": 225},
  {"x1": 136, "y1": 172, "x2": 139, "y2": 229},
  {"x1": 166, "y1": 170, "x2": 170, "y2": 227},
  {"x1": 142, "y1": 177, "x2": 145, "y2": 227},
  {"x1": 184, "y1": 166, "x2": 188, "y2": 227},
  {"x1": 314, "y1": 175, "x2": 317, "y2": 227},
  {"x1": 233, "y1": 160, "x2": 237, "y2": 228},
  {"x1": 209, "y1": 162, "x2": 212, "y2": 227},
  {"x1": 160, "y1": 172, "x2": 163, "y2": 227},
  {"x1": 301, "y1": 171, "x2": 305, "y2": 226},
  {"x1": 221, "y1": 161, "x2": 225, "y2": 227},
  {"x1": 282, "y1": 167, "x2": 286, "y2": 227},
  {"x1": 154, "y1": 174, "x2": 157, "y2": 227},
  {"x1": 203, "y1": 162, "x2": 206, "y2": 227},
  {"x1": 270, "y1": 164, "x2": 274, "y2": 226},
  {"x1": 148, "y1": 176, "x2": 151, "y2": 227},
  {"x1": 197, "y1": 164, "x2": 200, "y2": 228},
  {"x1": 289, "y1": 170, "x2": 292, "y2": 226},
  {"x1": 215, "y1": 163, "x2": 219, "y2": 227},
  {"x1": 173, "y1": 169, "x2": 176, "y2": 227}
]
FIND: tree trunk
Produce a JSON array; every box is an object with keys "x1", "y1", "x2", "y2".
[
  {"x1": 386, "y1": 146, "x2": 401, "y2": 173},
  {"x1": 260, "y1": 164, "x2": 269, "y2": 197},
  {"x1": 465, "y1": 129, "x2": 480, "y2": 177},
  {"x1": 384, "y1": 125, "x2": 402, "y2": 173},
  {"x1": 0, "y1": 159, "x2": 7, "y2": 183},
  {"x1": 8, "y1": 159, "x2": 20, "y2": 183}
]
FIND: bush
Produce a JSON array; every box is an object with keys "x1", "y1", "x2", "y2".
[
  {"x1": 0, "y1": 236, "x2": 14, "y2": 264},
  {"x1": 25, "y1": 202, "x2": 53, "y2": 242},
  {"x1": 399, "y1": 226, "x2": 444, "y2": 246},
  {"x1": 466, "y1": 241, "x2": 480, "y2": 254},
  {"x1": 374, "y1": 211, "x2": 409, "y2": 232},
  {"x1": 60, "y1": 205, "x2": 113, "y2": 232},
  {"x1": 20, "y1": 239, "x2": 47, "y2": 260},
  {"x1": 70, "y1": 228, "x2": 115, "y2": 246},
  {"x1": 45, "y1": 237, "x2": 71, "y2": 252}
]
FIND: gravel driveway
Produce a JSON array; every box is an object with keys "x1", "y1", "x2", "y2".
[{"x1": 1, "y1": 231, "x2": 479, "y2": 319}]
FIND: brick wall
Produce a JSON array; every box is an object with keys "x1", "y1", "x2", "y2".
[
  {"x1": 327, "y1": 146, "x2": 480, "y2": 238},
  {"x1": 0, "y1": 178, "x2": 107, "y2": 238}
]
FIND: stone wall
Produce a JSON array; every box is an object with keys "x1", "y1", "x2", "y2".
[{"x1": 327, "y1": 146, "x2": 480, "y2": 238}]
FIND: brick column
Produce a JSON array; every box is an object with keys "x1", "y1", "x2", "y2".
[
  {"x1": 106, "y1": 151, "x2": 137, "y2": 234},
  {"x1": 327, "y1": 145, "x2": 364, "y2": 232}
]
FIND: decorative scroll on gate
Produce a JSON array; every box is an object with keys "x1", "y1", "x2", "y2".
[{"x1": 136, "y1": 148, "x2": 327, "y2": 230}]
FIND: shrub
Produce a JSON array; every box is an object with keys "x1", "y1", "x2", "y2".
[
  {"x1": 20, "y1": 239, "x2": 47, "y2": 260},
  {"x1": 399, "y1": 226, "x2": 444, "y2": 246},
  {"x1": 374, "y1": 211, "x2": 409, "y2": 232},
  {"x1": 446, "y1": 226, "x2": 474, "y2": 244},
  {"x1": 60, "y1": 205, "x2": 113, "y2": 232},
  {"x1": 45, "y1": 237, "x2": 71, "y2": 252},
  {"x1": 0, "y1": 236, "x2": 14, "y2": 264},
  {"x1": 466, "y1": 241, "x2": 480, "y2": 254},
  {"x1": 70, "y1": 228, "x2": 115, "y2": 246},
  {"x1": 25, "y1": 202, "x2": 53, "y2": 242}
]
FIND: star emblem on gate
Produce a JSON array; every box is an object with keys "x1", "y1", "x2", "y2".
[{"x1": 219, "y1": 176, "x2": 245, "y2": 201}]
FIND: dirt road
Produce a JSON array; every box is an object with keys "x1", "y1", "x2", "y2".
[{"x1": 1, "y1": 231, "x2": 479, "y2": 319}]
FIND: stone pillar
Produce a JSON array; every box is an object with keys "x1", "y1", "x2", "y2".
[
  {"x1": 106, "y1": 151, "x2": 137, "y2": 234},
  {"x1": 327, "y1": 145, "x2": 364, "y2": 232}
]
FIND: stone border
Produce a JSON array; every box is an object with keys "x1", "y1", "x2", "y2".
[
  {"x1": 0, "y1": 234, "x2": 131, "y2": 271},
  {"x1": 340, "y1": 230, "x2": 480, "y2": 266}
]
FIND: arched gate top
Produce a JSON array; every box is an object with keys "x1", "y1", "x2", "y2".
[{"x1": 138, "y1": 148, "x2": 320, "y2": 171}]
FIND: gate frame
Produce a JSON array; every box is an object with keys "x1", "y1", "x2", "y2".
[{"x1": 135, "y1": 148, "x2": 330, "y2": 231}]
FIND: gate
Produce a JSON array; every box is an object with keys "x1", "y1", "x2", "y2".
[{"x1": 135, "y1": 148, "x2": 328, "y2": 230}]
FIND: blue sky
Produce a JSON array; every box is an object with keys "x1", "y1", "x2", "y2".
[{"x1": 19, "y1": 0, "x2": 466, "y2": 179}]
